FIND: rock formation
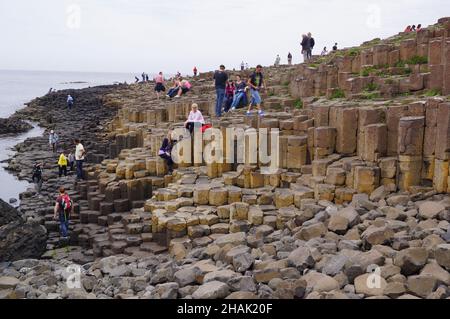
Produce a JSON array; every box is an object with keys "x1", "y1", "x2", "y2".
[{"x1": 0, "y1": 18, "x2": 450, "y2": 299}]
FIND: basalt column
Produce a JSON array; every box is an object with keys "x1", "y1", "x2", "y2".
[{"x1": 397, "y1": 116, "x2": 425, "y2": 191}]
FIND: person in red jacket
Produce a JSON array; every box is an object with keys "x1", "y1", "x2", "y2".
[{"x1": 193, "y1": 66, "x2": 198, "y2": 77}]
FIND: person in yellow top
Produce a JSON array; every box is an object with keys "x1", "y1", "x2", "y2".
[{"x1": 58, "y1": 151, "x2": 68, "y2": 177}]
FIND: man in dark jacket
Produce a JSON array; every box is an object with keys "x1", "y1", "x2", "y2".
[
  {"x1": 307, "y1": 32, "x2": 315, "y2": 60},
  {"x1": 301, "y1": 34, "x2": 310, "y2": 62}
]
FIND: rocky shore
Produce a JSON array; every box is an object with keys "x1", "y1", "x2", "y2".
[
  {"x1": 1, "y1": 18, "x2": 450, "y2": 300},
  {"x1": 0, "y1": 117, "x2": 32, "y2": 135}
]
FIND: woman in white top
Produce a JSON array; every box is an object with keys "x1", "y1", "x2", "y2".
[{"x1": 185, "y1": 103, "x2": 205, "y2": 134}]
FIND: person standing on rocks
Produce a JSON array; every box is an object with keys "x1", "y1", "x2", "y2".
[
  {"x1": 67, "y1": 95, "x2": 74, "y2": 109},
  {"x1": 307, "y1": 32, "x2": 315, "y2": 60},
  {"x1": 154, "y1": 72, "x2": 166, "y2": 99},
  {"x1": 213, "y1": 65, "x2": 228, "y2": 117},
  {"x1": 32, "y1": 163, "x2": 44, "y2": 192},
  {"x1": 68, "y1": 151, "x2": 75, "y2": 172},
  {"x1": 274, "y1": 54, "x2": 281, "y2": 67},
  {"x1": 74, "y1": 139, "x2": 86, "y2": 181},
  {"x1": 49, "y1": 130, "x2": 59, "y2": 153},
  {"x1": 247, "y1": 65, "x2": 265, "y2": 116},
  {"x1": 193, "y1": 66, "x2": 198, "y2": 77},
  {"x1": 301, "y1": 34, "x2": 310, "y2": 62},
  {"x1": 288, "y1": 52, "x2": 293, "y2": 65},
  {"x1": 58, "y1": 151, "x2": 68, "y2": 178},
  {"x1": 241, "y1": 61, "x2": 245, "y2": 71},
  {"x1": 53, "y1": 187, "x2": 72, "y2": 239}
]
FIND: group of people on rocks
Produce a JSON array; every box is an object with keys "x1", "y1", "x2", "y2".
[
  {"x1": 46, "y1": 131, "x2": 86, "y2": 181},
  {"x1": 151, "y1": 72, "x2": 193, "y2": 100},
  {"x1": 214, "y1": 64, "x2": 266, "y2": 117},
  {"x1": 404, "y1": 24, "x2": 422, "y2": 33},
  {"x1": 35, "y1": 129, "x2": 86, "y2": 238}
]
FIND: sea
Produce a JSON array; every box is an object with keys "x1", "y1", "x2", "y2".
[{"x1": 0, "y1": 69, "x2": 134, "y2": 205}]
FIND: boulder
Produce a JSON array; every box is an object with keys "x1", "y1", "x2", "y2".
[
  {"x1": 287, "y1": 247, "x2": 315, "y2": 271},
  {"x1": 394, "y1": 248, "x2": 429, "y2": 275},
  {"x1": 418, "y1": 201, "x2": 445, "y2": 219},
  {"x1": 192, "y1": 281, "x2": 230, "y2": 299}
]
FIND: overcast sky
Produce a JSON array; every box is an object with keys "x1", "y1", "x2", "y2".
[{"x1": 0, "y1": 0, "x2": 446, "y2": 74}]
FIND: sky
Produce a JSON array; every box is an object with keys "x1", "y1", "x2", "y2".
[{"x1": 0, "y1": 0, "x2": 447, "y2": 74}]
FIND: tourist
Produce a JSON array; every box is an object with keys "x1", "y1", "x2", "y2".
[
  {"x1": 185, "y1": 103, "x2": 205, "y2": 135},
  {"x1": 193, "y1": 66, "x2": 198, "y2": 77},
  {"x1": 49, "y1": 130, "x2": 59, "y2": 153},
  {"x1": 230, "y1": 75, "x2": 248, "y2": 111},
  {"x1": 166, "y1": 78, "x2": 181, "y2": 98},
  {"x1": 247, "y1": 65, "x2": 265, "y2": 116},
  {"x1": 175, "y1": 78, "x2": 192, "y2": 98},
  {"x1": 32, "y1": 163, "x2": 44, "y2": 192},
  {"x1": 145, "y1": 74, "x2": 149, "y2": 82},
  {"x1": 333, "y1": 43, "x2": 338, "y2": 51},
  {"x1": 241, "y1": 61, "x2": 245, "y2": 71},
  {"x1": 135, "y1": 76, "x2": 139, "y2": 83},
  {"x1": 53, "y1": 187, "x2": 72, "y2": 238},
  {"x1": 411, "y1": 25, "x2": 416, "y2": 32},
  {"x1": 213, "y1": 65, "x2": 228, "y2": 117},
  {"x1": 74, "y1": 139, "x2": 86, "y2": 181},
  {"x1": 416, "y1": 24, "x2": 422, "y2": 31},
  {"x1": 288, "y1": 52, "x2": 293, "y2": 65},
  {"x1": 58, "y1": 151, "x2": 68, "y2": 177},
  {"x1": 224, "y1": 80, "x2": 235, "y2": 113},
  {"x1": 307, "y1": 32, "x2": 315, "y2": 60},
  {"x1": 159, "y1": 132, "x2": 176, "y2": 174},
  {"x1": 154, "y1": 72, "x2": 166, "y2": 99},
  {"x1": 274, "y1": 54, "x2": 281, "y2": 67},
  {"x1": 176, "y1": 71, "x2": 181, "y2": 78},
  {"x1": 321, "y1": 47, "x2": 328, "y2": 56},
  {"x1": 301, "y1": 34, "x2": 310, "y2": 62},
  {"x1": 404, "y1": 25, "x2": 412, "y2": 33},
  {"x1": 245, "y1": 63, "x2": 249, "y2": 70},
  {"x1": 68, "y1": 152, "x2": 75, "y2": 172},
  {"x1": 141, "y1": 72, "x2": 146, "y2": 82},
  {"x1": 67, "y1": 95, "x2": 74, "y2": 109}
]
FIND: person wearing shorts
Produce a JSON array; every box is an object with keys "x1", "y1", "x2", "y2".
[{"x1": 154, "y1": 72, "x2": 166, "y2": 99}]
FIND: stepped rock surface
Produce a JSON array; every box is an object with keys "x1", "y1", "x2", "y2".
[{"x1": 1, "y1": 18, "x2": 450, "y2": 299}]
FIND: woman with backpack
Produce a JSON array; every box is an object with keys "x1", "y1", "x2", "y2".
[
  {"x1": 32, "y1": 163, "x2": 44, "y2": 192},
  {"x1": 53, "y1": 187, "x2": 73, "y2": 238}
]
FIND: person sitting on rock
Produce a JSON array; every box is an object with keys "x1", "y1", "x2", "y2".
[
  {"x1": 333, "y1": 43, "x2": 338, "y2": 51},
  {"x1": 53, "y1": 187, "x2": 73, "y2": 239},
  {"x1": 411, "y1": 25, "x2": 416, "y2": 32},
  {"x1": 159, "y1": 132, "x2": 176, "y2": 174},
  {"x1": 404, "y1": 25, "x2": 412, "y2": 32},
  {"x1": 230, "y1": 75, "x2": 248, "y2": 111},
  {"x1": 224, "y1": 80, "x2": 235, "y2": 113},
  {"x1": 49, "y1": 130, "x2": 59, "y2": 153},
  {"x1": 171, "y1": 78, "x2": 192, "y2": 99},
  {"x1": 321, "y1": 47, "x2": 328, "y2": 56},
  {"x1": 185, "y1": 103, "x2": 205, "y2": 135},
  {"x1": 416, "y1": 24, "x2": 422, "y2": 31},
  {"x1": 58, "y1": 151, "x2": 68, "y2": 178},
  {"x1": 166, "y1": 78, "x2": 181, "y2": 99}
]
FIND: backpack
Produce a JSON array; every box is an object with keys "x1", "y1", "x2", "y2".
[{"x1": 60, "y1": 194, "x2": 73, "y2": 218}]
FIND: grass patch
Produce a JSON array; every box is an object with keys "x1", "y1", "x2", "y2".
[
  {"x1": 424, "y1": 89, "x2": 441, "y2": 97},
  {"x1": 346, "y1": 48, "x2": 361, "y2": 57},
  {"x1": 396, "y1": 55, "x2": 428, "y2": 67},
  {"x1": 283, "y1": 81, "x2": 291, "y2": 87},
  {"x1": 361, "y1": 91, "x2": 380, "y2": 100},
  {"x1": 365, "y1": 83, "x2": 379, "y2": 92},
  {"x1": 361, "y1": 66, "x2": 377, "y2": 77},
  {"x1": 330, "y1": 89, "x2": 345, "y2": 99},
  {"x1": 384, "y1": 78, "x2": 394, "y2": 85},
  {"x1": 294, "y1": 99, "x2": 303, "y2": 109},
  {"x1": 308, "y1": 63, "x2": 319, "y2": 68}
]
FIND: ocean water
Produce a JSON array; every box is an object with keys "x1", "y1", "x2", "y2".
[
  {"x1": 0, "y1": 70, "x2": 133, "y2": 204},
  {"x1": 0, "y1": 69, "x2": 134, "y2": 118}
]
